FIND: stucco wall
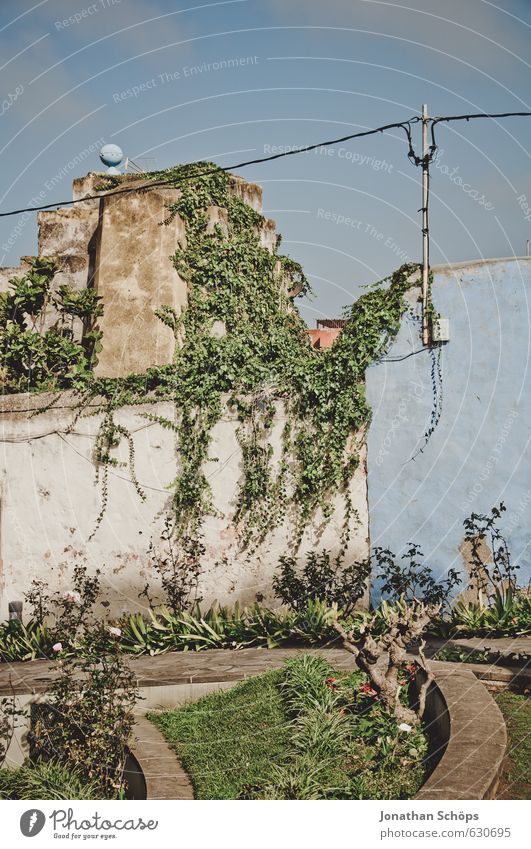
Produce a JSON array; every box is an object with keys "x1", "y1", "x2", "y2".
[
  {"x1": 93, "y1": 181, "x2": 187, "y2": 377},
  {"x1": 0, "y1": 392, "x2": 369, "y2": 619},
  {"x1": 366, "y1": 257, "x2": 531, "y2": 595}
]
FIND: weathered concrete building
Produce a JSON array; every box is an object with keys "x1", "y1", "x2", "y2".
[{"x1": 0, "y1": 173, "x2": 369, "y2": 618}]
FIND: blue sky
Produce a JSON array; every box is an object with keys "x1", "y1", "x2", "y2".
[{"x1": 1, "y1": 0, "x2": 530, "y2": 323}]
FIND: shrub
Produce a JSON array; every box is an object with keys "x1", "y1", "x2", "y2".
[
  {"x1": 139, "y1": 518, "x2": 204, "y2": 615},
  {"x1": 0, "y1": 257, "x2": 101, "y2": 393},
  {"x1": 244, "y1": 655, "x2": 427, "y2": 800},
  {"x1": 439, "y1": 589, "x2": 531, "y2": 638},
  {"x1": 463, "y1": 502, "x2": 518, "y2": 600},
  {"x1": 0, "y1": 619, "x2": 54, "y2": 662},
  {"x1": 273, "y1": 549, "x2": 370, "y2": 615},
  {"x1": 374, "y1": 544, "x2": 461, "y2": 607},
  {"x1": 430, "y1": 505, "x2": 530, "y2": 638},
  {"x1": 24, "y1": 560, "x2": 102, "y2": 653},
  {"x1": 0, "y1": 695, "x2": 26, "y2": 768},
  {"x1": 29, "y1": 625, "x2": 138, "y2": 798},
  {"x1": 120, "y1": 599, "x2": 341, "y2": 655}
]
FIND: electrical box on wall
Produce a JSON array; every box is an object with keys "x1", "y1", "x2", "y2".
[{"x1": 431, "y1": 317, "x2": 450, "y2": 343}]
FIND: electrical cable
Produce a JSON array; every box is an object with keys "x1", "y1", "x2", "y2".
[
  {"x1": 371, "y1": 346, "x2": 432, "y2": 364},
  {"x1": 2, "y1": 110, "x2": 531, "y2": 219},
  {"x1": 429, "y1": 111, "x2": 531, "y2": 158},
  {"x1": 0, "y1": 117, "x2": 420, "y2": 218}
]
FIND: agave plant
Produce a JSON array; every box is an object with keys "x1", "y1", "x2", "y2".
[
  {"x1": 0, "y1": 619, "x2": 54, "y2": 662},
  {"x1": 449, "y1": 600, "x2": 490, "y2": 634},
  {"x1": 118, "y1": 599, "x2": 344, "y2": 656}
]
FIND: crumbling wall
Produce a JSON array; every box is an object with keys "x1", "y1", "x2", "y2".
[
  {"x1": 0, "y1": 171, "x2": 369, "y2": 616},
  {"x1": 0, "y1": 392, "x2": 369, "y2": 618}
]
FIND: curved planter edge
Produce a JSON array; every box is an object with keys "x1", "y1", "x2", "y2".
[
  {"x1": 415, "y1": 666, "x2": 507, "y2": 800},
  {"x1": 129, "y1": 716, "x2": 194, "y2": 800}
]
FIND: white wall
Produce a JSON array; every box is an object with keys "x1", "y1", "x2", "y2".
[{"x1": 0, "y1": 391, "x2": 369, "y2": 618}]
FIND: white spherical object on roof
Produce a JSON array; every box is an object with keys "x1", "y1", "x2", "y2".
[{"x1": 99, "y1": 144, "x2": 123, "y2": 171}]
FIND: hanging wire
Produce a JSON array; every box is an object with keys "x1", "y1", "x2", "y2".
[
  {"x1": 2, "y1": 110, "x2": 530, "y2": 219},
  {"x1": 0, "y1": 117, "x2": 421, "y2": 218},
  {"x1": 429, "y1": 110, "x2": 531, "y2": 155}
]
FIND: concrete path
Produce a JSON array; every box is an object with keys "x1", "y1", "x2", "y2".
[
  {"x1": 425, "y1": 636, "x2": 530, "y2": 657},
  {"x1": 0, "y1": 638, "x2": 528, "y2": 697}
]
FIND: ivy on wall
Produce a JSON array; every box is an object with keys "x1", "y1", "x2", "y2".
[
  {"x1": 0, "y1": 257, "x2": 102, "y2": 393},
  {"x1": 2, "y1": 164, "x2": 425, "y2": 554}
]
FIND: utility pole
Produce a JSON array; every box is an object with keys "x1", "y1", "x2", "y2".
[{"x1": 421, "y1": 103, "x2": 430, "y2": 346}]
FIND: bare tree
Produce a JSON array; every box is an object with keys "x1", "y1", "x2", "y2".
[{"x1": 334, "y1": 601, "x2": 439, "y2": 725}]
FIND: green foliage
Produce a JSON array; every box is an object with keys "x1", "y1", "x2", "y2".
[
  {"x1": 494, "y1": 691, "x2": 531, "y2": 800},
  {"x1": 274, "y1": 548, "x2": 370, "y2": 615},
  {"x1": 0, "y1": 597, "x2": 344, "y2": 662},
  {"x1": 0, "y1": 562, "x2": 106, "y2": 662},
  {"x1": 8, "y1": 256, "x2": 56, "y2": 321},
  {"x1": 249, "y1": 655, "x2": 427, "y2": 800},
  {"x1": 0, "y1": 760, "x2": 103, "y2": 800},
  {"x1": 81, "y1": 163, "x2": 420, "y2": 545},
  {"x1": 433, "y1": 589, "x2": 531, "y2": 637},
  {"x1": 437, "y1": 642, "x2": 530, "y2": 666},
  {"x1": 119, "y1": 598, "x2": 341, "y2": 656},
  {"x1": 136, "y1": 163, "x2": 421, "y2": 554},
  {"x1": 374, "y1": 544, "x2": 461, "y2": 607},
  {"x1": 140, "y1": 517, "x2": 204, "y2": 615},
  {"x1": 428, "y1": 504, "x2": 529, "y2": 637},
  {"x1": 0, "y1": 258, "x2": 102, "y2": 392},
  {"x1": 8, "y1": 164, "x2": 425, "y2": 555},
  {"x1": 2, "y1": 587, "x2": 527, "y2": 665},
  {"x1": 25, "y1": 560, "x2": 102, "y2": 643},
  {"x1": 0, "y1": 619, "x2": 54, "y2": 662},
  {"x1": 463, "y1": 502, "x2": 519, "y2": 602},
  {"x1": 30, "y1": 625, "x2": 138, "y2": 798},
  {"x1": 55, "y1": 285, "x2": 103, "y2": 321},
  {"x1": 149, "y1": 669, "x2": 289, "y2": 800},
  {"x1": 0, "y1": 696, "x2": 26, "y2": 768},
  {"x1": 151, "y1": 654, "x2": 427, "y2": 799}
]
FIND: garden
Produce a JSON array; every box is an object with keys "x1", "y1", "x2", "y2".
[
  {"x1": 0, "y1": 166, "x2": 528, "y2": 801},
  {"x1": 0, "y1": 501, "x2": 528, "y2": 801}
]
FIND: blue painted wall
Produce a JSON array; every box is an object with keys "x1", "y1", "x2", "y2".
[{"x1": 366, "y1": 258, "x2": 531, "y2": 594}]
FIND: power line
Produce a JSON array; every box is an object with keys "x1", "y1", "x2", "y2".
[
  {"x1": 430, "y1": 111, "x2": 531, "y2": 156},
  {"x1": 0, "y1": 117, "x2": 421, "y2": 218},
  {"x1": 0, "y1": 108, "x2": 529, "y2": 219},
  {"x1": 371, "y1": 347, "x2": 431, "y2": 364}
]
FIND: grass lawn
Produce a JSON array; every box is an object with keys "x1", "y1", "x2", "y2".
[
  {"x1": 495, "y1": 690, "x2": 531, "y2": 800},
  {"x1": 148, "y1": 655, "x2": 427, "y2": 800},
  {"x1": 149, "y1": 670, "x2": 289, "y2": 799}
]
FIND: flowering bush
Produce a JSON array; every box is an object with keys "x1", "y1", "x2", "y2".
[
  {"x1": 30, "y1": 624, "x2": 138, "y2": 798},
  {"x1": 23, "y1": 560, "x2": 101, "y2": 654}
]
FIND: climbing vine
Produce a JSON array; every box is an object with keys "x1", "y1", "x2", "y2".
[
  {"x1": 0, "y1": 257, "x2": 102, "y2": 393},
  {"x1": 10, "y1": 163, "x2": 432, "y2": 556}
]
